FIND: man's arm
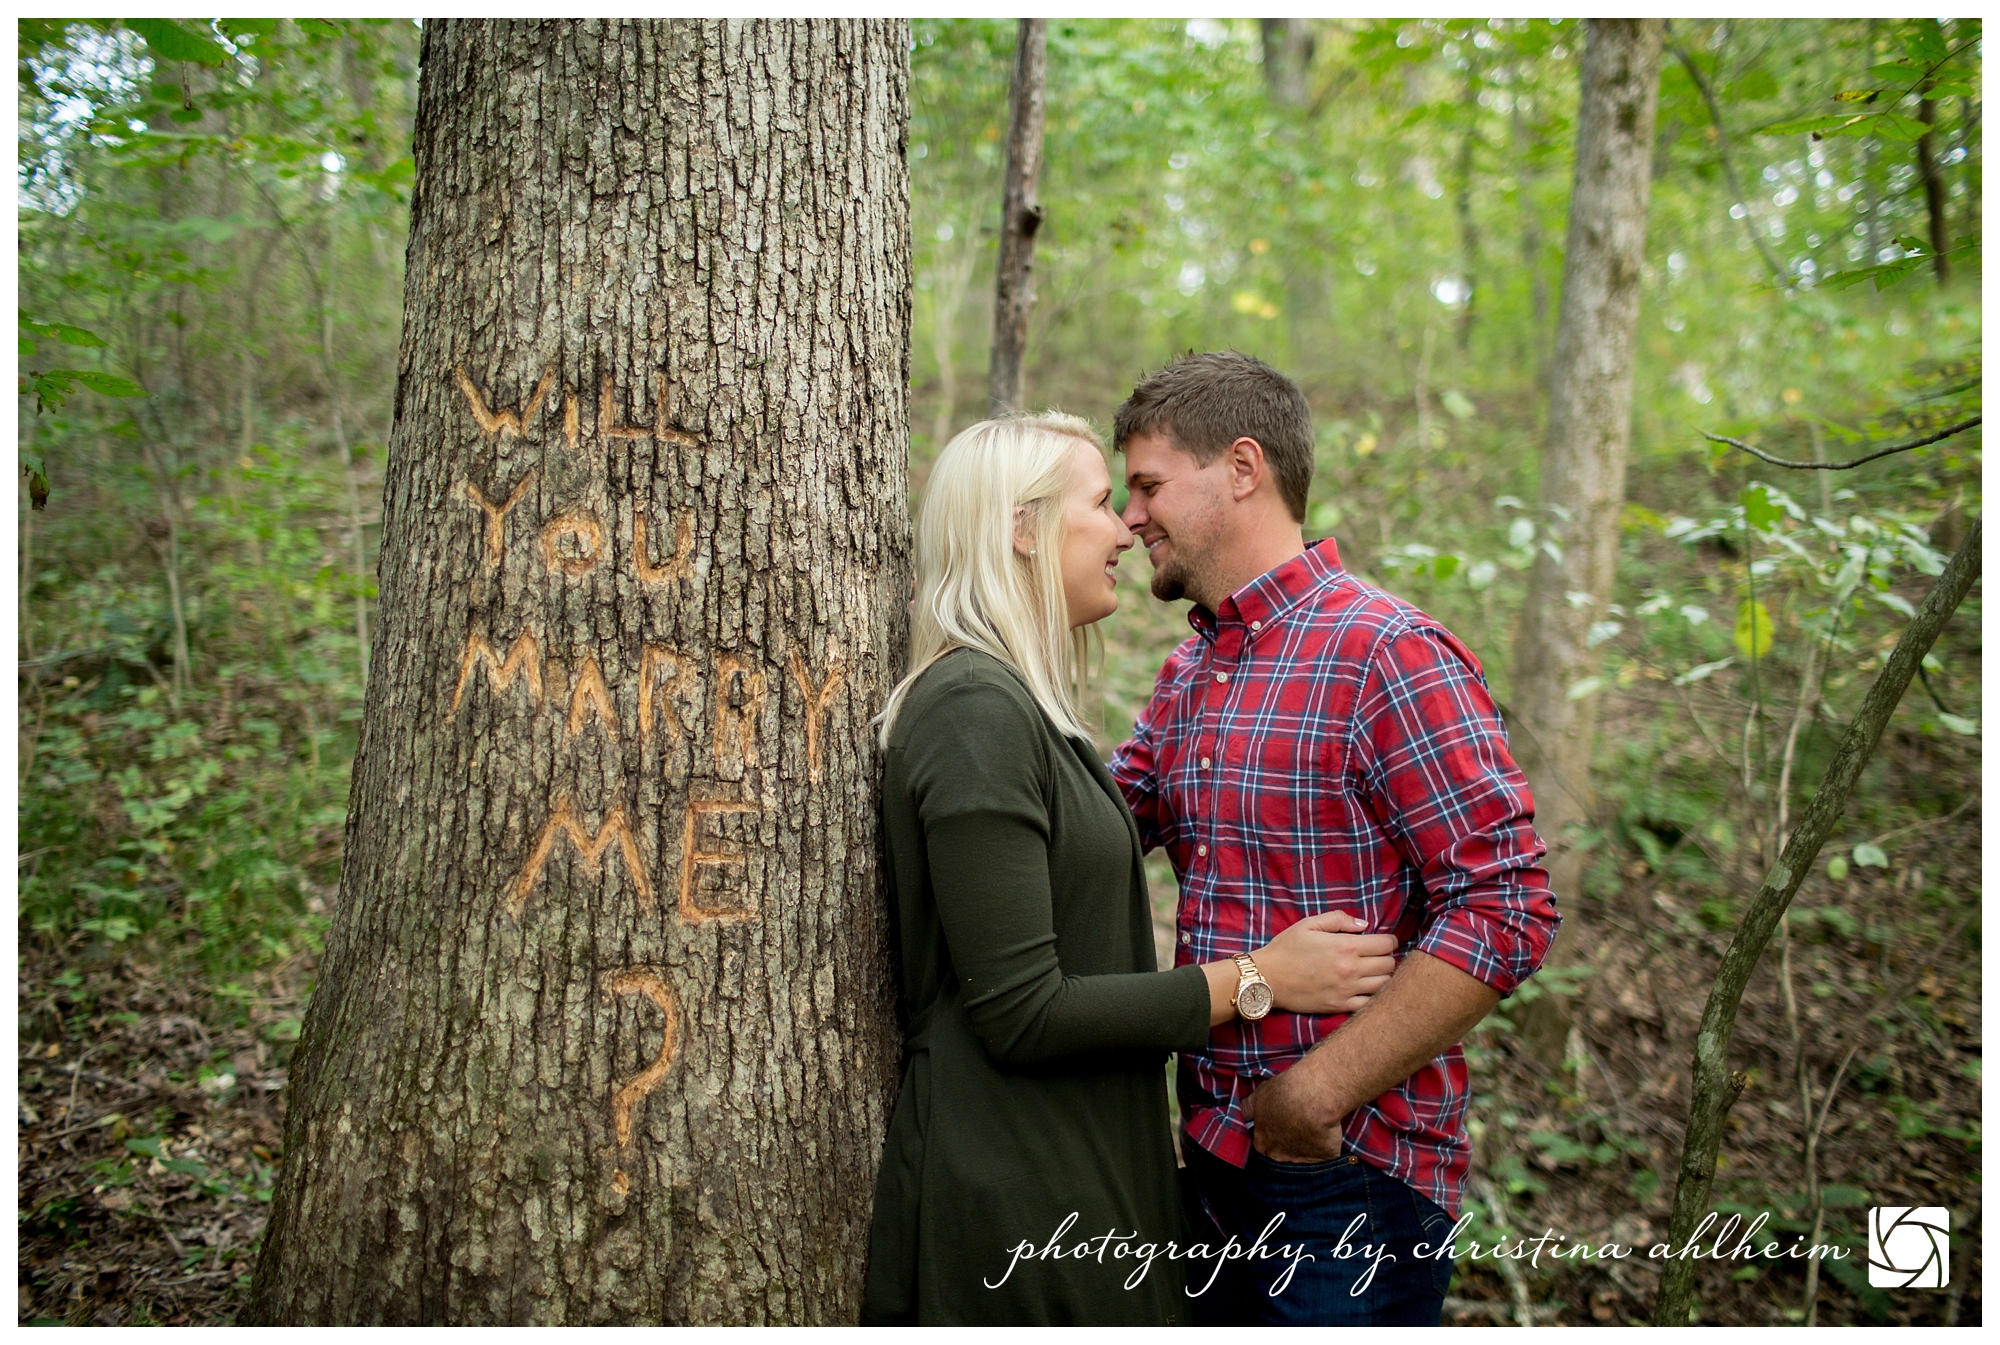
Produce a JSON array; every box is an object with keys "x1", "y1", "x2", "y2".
[
  {"x1": 1244, "y1": 950, "x2": 1497, "y2": 1160},
  {"x1": 1246, "y1": 624, "x2": 1557, "y2": 1159}
]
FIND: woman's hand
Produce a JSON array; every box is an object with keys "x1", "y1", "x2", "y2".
[{"x1": 1252, "y1": 911, "x2": 1397, "y2": 1015}]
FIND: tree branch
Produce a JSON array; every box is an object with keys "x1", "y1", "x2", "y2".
[
  {"x1": 1665, "y1": 24, "x2": 1795, "y2": 290},
  {"x1": 1652, "y1": 518, "x2": 1981, "y2": 1326},
  {"x1": 1705, "y1": 415, "x2": 1980, "y2": 470}
]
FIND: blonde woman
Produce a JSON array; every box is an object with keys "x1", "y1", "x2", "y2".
[{"x1": 859, "y1": 415, "x2": 1395, "y2": 1325}]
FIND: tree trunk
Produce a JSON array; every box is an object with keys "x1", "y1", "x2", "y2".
[
  {"x1": 248, "y1": 19, "x2": 911, "y2": 1325},
  {"x1": 987, "y1": 18, "x2": 1046, "y2": 415},
  {"x1": 1917, "y1": 91, "x2": 1951, "y2": 283},
  {"x1": 1454, "y1": 66, "x2": 1480, "y2": 353},
  {"x1": 1258, "y1": 19, "x2": 1314, "y2": 110},
  {"x1": 1507, "y1": 19, "x2": 1663, "y2": 1066}
]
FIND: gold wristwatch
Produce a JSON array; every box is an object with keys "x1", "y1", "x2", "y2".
[{"x1": 1232, "y1": 953, "x2": 1274, "y2": 1021}]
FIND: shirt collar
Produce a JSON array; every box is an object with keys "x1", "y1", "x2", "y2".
[{"x1": 1187, "y1": 537, "x2": 1344, "y2": 641}]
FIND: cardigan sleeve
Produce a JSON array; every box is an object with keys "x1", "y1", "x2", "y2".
[{"x1": 901, "y1": 674, "x2": 1211, "y2": 1066}]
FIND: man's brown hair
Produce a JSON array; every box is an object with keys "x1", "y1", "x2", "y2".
[{"x1": 1112, "y1": 351, "x2": 1315, "y2": 522}]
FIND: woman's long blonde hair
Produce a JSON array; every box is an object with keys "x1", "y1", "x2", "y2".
[{"x1": 877, "y1": 413, "x2": 1106, "y2": 745}]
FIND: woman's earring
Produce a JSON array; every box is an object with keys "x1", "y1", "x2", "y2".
[{"x1": 1029, "y1": 548, "x2": 1037, "y2": 557}]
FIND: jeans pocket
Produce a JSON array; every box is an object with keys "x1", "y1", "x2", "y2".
[{"x1": 1248, "y1": 1149, "x2": 1355, "y2": 1178}]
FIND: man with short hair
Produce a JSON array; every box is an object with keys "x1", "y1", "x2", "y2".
[{"x1": 1108, "y1": 350, "x2": 1560, "y2": 1325}]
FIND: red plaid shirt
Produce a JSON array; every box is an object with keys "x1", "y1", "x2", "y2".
[{"x1": 1109, "y1": 539, "x2": 1558, "y2": 1217}]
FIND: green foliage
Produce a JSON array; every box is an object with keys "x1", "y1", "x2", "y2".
[{"x1": 19, "y1": 18, "x2": 409, "y2": 996}]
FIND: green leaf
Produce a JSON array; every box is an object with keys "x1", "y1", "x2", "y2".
[
  {"x1": 1741, "y1": 483, "x2": 1784, "y2": 531},
  {"x1": 1432, "y1": 554, "x2": 1459, "y2": 580},
  {"x1": 162, "y1": 1157, "x2": 208, "y2": 1177},
  {"x1": 125, "y1": 18, "x2": 233, "y2": 67},
  {"x1": 1734, "y1": 599, "x2": 1775, "y2": 659},
  {"x1": 1852, "y1": 842, "x2": 1888, "y2": 868},
  {"x1": 1903, "y1": 24, "x2": 1949, "y2": 65},
  {"x1": 125, "y1": 1136, "x2": 166, "y2": 1160},
  {"x1": 217, "y1": 19, "x2": 278, "y2": 39},
  {"x1": 1819, "y1": 1184, "x2": 1871, "y2": 1209},
  {"x1": 1833, "y1": 90, "x2": 1879, "y2": 104},
  {"x1": 1565, "y1": 676, "x2": 1604, "y2": 702},
  {"x1": 1439, "y1": 389, "x2": 1475, "y2": 420},
  {"x1": 1869, "y1": 113, "x2": 1933, "y2": 142},
  {"x1": 1866, "y1": 61, "x2": 1927, "y2": 84},
  {"x1": 1825, "y1": 855, "x2": 1849, "y2": 881},
  {"x1": 297, "y1": 19, "x2": 343, "y2": 39},
  {"x1": 50, "y1": 369, "x2": 145, "y2": 398},
  {"x1": 168, "y1": 106, "x2": 205, "y2": 124},
  {"x1": 19, "y1": 317, "x2": 107, "y2": 348},
  {"x1": 1937, "y1": 713, "x2": 1980, "y2": 737},
  {"x1": 47, "y1": 323, "x2": 106, "y2": 347}
]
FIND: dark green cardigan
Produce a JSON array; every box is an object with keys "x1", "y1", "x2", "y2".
[{"x1": 861, "y1": 647, "x2": 1212, "y2": 1326}]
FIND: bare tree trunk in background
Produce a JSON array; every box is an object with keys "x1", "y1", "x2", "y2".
[
  {"x1": 987, "y1": 18, "x2": 1046, "y2": 415},
  {"x1": 929, "y1": 235, "x2": 977, "y2": 450},
  {"x1": 1454, "y1": 67, "x2": 1480, "y2": 353},
  {"x1": 1258, "y1": 19, "x2": 1314, "y2": 109},
  {"x1": 1508, "y1": 19, "x2": 1663, "y2": 1068},
  {"x1": 1259, "y1": 19, "x2": 1320, "y2": 370},
  {"x1": 248, "y1": 19, "x2": 911, "y2": 1324},
  {"x1": 1511, "y1": 103, "x2": 1551, "y2": 385},
  {"x1": 1917, "y1": 89, "x2": 1952, "y2": 283}
]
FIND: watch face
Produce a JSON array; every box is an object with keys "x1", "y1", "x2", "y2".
[{"x1": 1238, "y1": 980, "x2": 1275, "y2": 1020}]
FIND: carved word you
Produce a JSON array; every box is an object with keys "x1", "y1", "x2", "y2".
[{"x1": 463, "y1": 474, "x2": 693, "y2": 584}]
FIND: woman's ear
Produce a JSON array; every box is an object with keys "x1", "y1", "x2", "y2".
[{"x1": 1012, "y1": 505, "x2": 1037, "y2": 559}]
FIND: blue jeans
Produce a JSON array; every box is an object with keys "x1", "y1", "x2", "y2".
[{"x1": 1180, "y1": 1140, "x2": 1455, "y2": 1325}]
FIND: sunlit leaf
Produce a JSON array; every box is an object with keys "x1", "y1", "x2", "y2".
[
  {"x1": 1851, "y1": 843, "x2": 1888, "y2": 868},
  {"x1": 1734, "y1": 600, "x2": 1774, "y2": 659},
  {"x1": 1937, "y1": 714, "x2": 1980, "y2": 737},
  {"x1": 1674, "y1": 657, "x2": 1733, "y2": 686}
]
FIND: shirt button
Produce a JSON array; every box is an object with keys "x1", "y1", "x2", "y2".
[
  {"x1": 1250, "y1": 620, "x2": 1262, "y2": 631},
  {"x1": 1214, "y1": 672, "x2": 1229, "y2": 684},
  {"x1": 1197, "y1": 844, "x2": 1208, "y2": 857},
  {"x1": 1200, "y1": 756, "x2": 1211, "y2": 769},
  {"x1": 1180, "y1": 931, "x2": 1191, "y2": 945}
]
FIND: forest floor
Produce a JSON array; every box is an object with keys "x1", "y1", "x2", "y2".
[{"x1": 19, "y1": 764, "x2": 1979, "y2": 1326}]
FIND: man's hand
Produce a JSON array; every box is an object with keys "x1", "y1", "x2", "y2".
[{"x1": 1245, "y1": 950, "x2": 1503, "y2": 1161}]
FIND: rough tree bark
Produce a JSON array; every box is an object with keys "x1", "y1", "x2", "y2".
[
  {"x1": 987, "y1": 18, "x2": 1046, "y2": 416},
  {"x1": 248, "y1": 19, "x2": 911, "y2": 1325},
  {"x1": 1507, "y1": 19, "x2": 1663, "y2": 1065}
]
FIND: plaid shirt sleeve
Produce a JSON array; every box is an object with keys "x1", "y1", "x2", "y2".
[{"x1": 1350, "y1": 625, "x2": 1559, "y2": 995}]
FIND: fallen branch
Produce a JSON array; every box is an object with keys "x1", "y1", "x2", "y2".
[
  {"x1": 1704, "y1": 415, "x2": 1980, "y2": 471},
  {"x1": 1652, "y1": 518, "x2": 1980, "y2": 1327}
]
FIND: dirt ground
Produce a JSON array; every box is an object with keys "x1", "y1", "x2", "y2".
[{"x1": 18, "y1": 781, "x2": 1980, "y2": 1324}]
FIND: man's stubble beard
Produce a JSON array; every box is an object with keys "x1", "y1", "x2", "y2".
[{"x1": 1147, "y1": 523, "x2": 1221, "y2": 609}]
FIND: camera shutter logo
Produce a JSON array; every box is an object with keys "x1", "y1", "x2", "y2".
[{"x1": 1867, "y1": 1207, "x2": 1948, "y2": 1288}]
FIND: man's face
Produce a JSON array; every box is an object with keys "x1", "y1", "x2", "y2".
[{"x1": 1120, "y1": 429, "x2": 1228, "y2": 606}]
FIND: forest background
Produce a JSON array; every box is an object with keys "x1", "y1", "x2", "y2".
[{"x1": 15, "y1": 16, "x2": 1981, "y2": 1327}]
